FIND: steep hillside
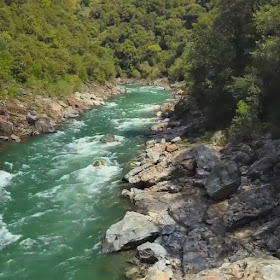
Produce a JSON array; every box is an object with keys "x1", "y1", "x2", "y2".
[{"x1": 0, "y1": 0, "x2": 205, "y2": 98}]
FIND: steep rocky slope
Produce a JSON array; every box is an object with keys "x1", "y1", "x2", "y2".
[{"x1": 102, "y1": 99, "x2": 280, "y2": 280}]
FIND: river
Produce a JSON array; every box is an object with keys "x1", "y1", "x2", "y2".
[{"x1": 0, "y1": 85, "x2": 172, "y2": 280}]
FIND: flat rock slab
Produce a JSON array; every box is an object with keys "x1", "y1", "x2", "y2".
[{"x1": 102, "y1": 211, "x2": 160, "y2": 253}]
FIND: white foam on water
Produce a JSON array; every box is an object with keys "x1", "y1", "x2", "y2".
[
  {"x1": 106, "y1": 101, "x2": 118, "y2": 108},
  {"x1": 0, "y1": 170, "x2": 13, "y2": 188},
  {"x1": 62, "y1": 135, "x2": 125, "y2": 158},
  {"x1": 35, "y1": 185, "x2": 63, "y2": 199},
  {"x1": 59, "y1": 160, "x2": 122, "y2": 187},
  {"x1": 0, "y1": 214, "x2": 21, "y2": 250},
  {"x1": 52, "y1": 130, "x2": 66, "y2": 137},
  {"x1": 64, "y1": 136, "x2": 100, "y2": 156},
  {"x1": 135, "y1": 104, "x2": 160, "y2": 113},
  {"x1": 21, "y1": 164, "x2": 30, "y2": 170},
  {"x1": 4, "y1": 162, "x2": 13, "y2": 170},
  {"x1": 92, "y1": 241, "x2": 101, "y2": 251},
  {"x1": 126, "y1": 85, "x2": 165, "y2": 93},
  {"x1": 68, "y1": 119, "x2": 87, "y2": 132},
  {"x1": 0, "y1": 170, "x2": 14, "y2": 203},
  {"x1": 112, "y1": 117, "x2": 157, "y2": 130},
  {"x1": 19, "y1": 238, "x2": 37, "y2": 249}
]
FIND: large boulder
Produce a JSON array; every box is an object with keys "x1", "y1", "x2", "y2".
[
  {"x1": 223, "y1": 185, "x2": 277, "y2": 229},
  {"x1": 34, "y1": 119, "x2": 56, "y2": 134},
  {"x1": 248, "y1": 157, "x2": 275, "y2": 180},
  {"x1": 191, "y1": 144, "x2": 220, "y2": 173},
  {"x1": 137, "y1": 242, "x2": 167, "y2": 264},
  {"x1": 186, "y1": 257, "x2": 280, "y2": 280},
  {"x1": 102, "y1": 212, "x2": 160, "y2": 253},
  {"x1": 205, "y1": 161, "x2": 241, "y2": 200}
]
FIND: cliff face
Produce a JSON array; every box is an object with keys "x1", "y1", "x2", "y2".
[{"x1": 0, "y1": 83, "x2": 125, "y2": 143}]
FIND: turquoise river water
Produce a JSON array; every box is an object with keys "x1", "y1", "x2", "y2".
[{"x1": 0, "y1": 85, "x2": 172, "y2": 280}]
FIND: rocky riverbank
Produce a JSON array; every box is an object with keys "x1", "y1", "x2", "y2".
[
  {"x1": 102, "y1": 97, "x2": 280, "y2": 280},
  {"x1": 0, "y1": 82, "x2": 126, "y2": 143}
]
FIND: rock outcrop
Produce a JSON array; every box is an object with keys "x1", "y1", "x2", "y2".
[
  {"x1": 103, "y1": 97, "x2": 280, "y2": 280},
  {"x1": 0, "y1": 84, "x2": 125, "y2": 142},
  {"x1": 102, "y1": 212, "x2": 160, "y2": 253},
  {"x1": 205, "y1": 160, "x2": 241, "y2": 200}
]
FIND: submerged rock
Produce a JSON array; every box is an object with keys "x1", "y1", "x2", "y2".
[
  {"x1": 102, "y1": 211, "x2": 160, "y2": 253},
  {"x1": 100, "y1": 134, "x2": 117, "y2": 143},
  {"x1": 92, "y1": 160, "x2": 107, "y2": 167}
]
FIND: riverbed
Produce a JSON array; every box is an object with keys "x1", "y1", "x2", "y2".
[{"x1": 0, "y1": 85, "x2": 172, "y2": 280}]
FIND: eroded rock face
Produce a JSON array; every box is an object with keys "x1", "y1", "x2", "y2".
[
  {"x1": 223, "y1": 185, "x2": 278, "y2": 230},
  {"x1": 186, "y1": 257, "x2": 280, "y2": 280},
  {"x1": 102, "y1": 212, "x2": 160, "y2": 253},
  {"x1": 205, "y1": 160, "x2": 241, "y2": 200}
]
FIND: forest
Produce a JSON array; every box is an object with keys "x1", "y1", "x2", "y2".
[{"x1": 0, "y1": 0, "x2": 280, "y2": 138}]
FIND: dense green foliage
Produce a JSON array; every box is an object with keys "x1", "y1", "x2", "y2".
[
  {"x1": 174, "y1": 0, "x2": 280, "y2": 138},
  {"x1": 1, "y1": 0, "x2": 280, "y2": 138},
  {"x1": 0, "y1": 0, "x2": 205, "y2": 97}
]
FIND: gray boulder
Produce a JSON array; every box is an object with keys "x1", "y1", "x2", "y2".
[
  {"x1": 137, "y1": 242, "x2": 167, "y2": 263},
  {"x1": 205, "y1": 161, "x2": 241, "y2": 200},
  {"x1": 191, "y1": 144, "x2": 220, "y2": 172},
  {"x1": 35, "y1": 119, "x2": 56, "y2": 133},
  {"x1": 102, "y1": 212, "x2": 160, "y2": 253},
  {"x1": 223, "y1": 185, "x2": 277, "y2": 229},
  {"x1": 248, "y1": 157, "x2": 275, "y2": 180}
]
